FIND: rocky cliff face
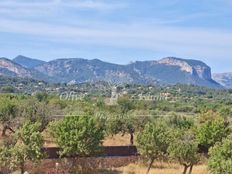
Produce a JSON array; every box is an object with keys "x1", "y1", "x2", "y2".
[
  {"x1": 0, "y1": 58, "x2": 32, "y2": 77},
  {"x1": 158, "y1": 57, "x2": 212, "y2": 80}
]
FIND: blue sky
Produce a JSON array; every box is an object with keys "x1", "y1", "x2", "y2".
[{"x1": 0, "y1": 0, "x2": 232, "y2": 73}]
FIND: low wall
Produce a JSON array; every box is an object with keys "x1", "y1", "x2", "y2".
[{"x1": 42, "y1": 146, "x2": 138, "y2": 159}]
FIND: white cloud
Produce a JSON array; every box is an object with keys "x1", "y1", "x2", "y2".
[
  {"x1": 0, "y1": 18, "x2": 232, "y2": 62},
  {"x1": 0, "y1": 0, "x2": 127, "y2": 21},
  {"x1": 0, "y1": 0, "x2": 231, "y2": 63},
  {"x1": 0, "y1": 0, "x2": 126, "y2": 12}
]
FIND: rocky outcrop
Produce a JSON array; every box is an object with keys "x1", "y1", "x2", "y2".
[
  {"x1": 158, "y1": 57, "x2": 194, "y2": 74},
  {"x1": 158, "y1": 57, "x2": 212, "y2": 80},
  {"x1": 0, "y1": 58, "x2": 32, "y2": 77},
  {"x1": 213, "y1": 73, "x2": 232, "y2": 88}
]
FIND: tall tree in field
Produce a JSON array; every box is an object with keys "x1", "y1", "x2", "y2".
[
  {"x1": 123, "y1": 115, "x2": 150, "y2": 145},
  {"x1": 168, "y1": 130, "x2": 199, "y2": 174},
  {"x1": 196, "y1": 113, "x2": 230, "y2": 151},
  {"x1": 106, "y1": 114, "x2": 150, "y2": 145},
  {"x1": 49, "y1": 115, "x2": 105, "y2": 157},
  {"x1": 20, "y1": 98, "x2": 50, "y2": 131},
  {"x1": 136, "y1": 121, "x2": 171, "y2": 174}
]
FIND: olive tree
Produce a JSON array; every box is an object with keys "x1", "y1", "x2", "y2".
[
  {"x1": 168, "y1": 131, "x2": 199, "y2": 174},
  {"x1": 20, "y1": 98, "x2": 50, "y2": 131},
  {"x1": 196, "y1": 117, "x2": 230, "y2": 151},
  {"x1": 208, "y1": 138, "x2": 232, "y2": 174},
  {"x1": 136, "y1": 121, "x2": 171, "y2": 174},
  {"x1": 166, "y1": 114, "x2": 194, "y2": 130},
  {"x1": 49, "y1": 115, "x2": 105, "y2": 157},
  {"x1": 107, "y1": 114, "x2": 149, "y2": 145},
  {"x1": 0, "y1": 97, "x2": 18, "y2": 136},
  {"x1": 0, "y1": 121, "x2": 44, "y2": 174},
  {"x1": 117, "y1": 96, "x2": 134, "y2": 114}
]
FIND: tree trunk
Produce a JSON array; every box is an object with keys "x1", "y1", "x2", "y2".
[
  {"x1": 7, "y1": 126, "x2": 15, "y2": 133},
  {"x1": 188, "y1": 164, "x2": 193, "y2": 174},
  {"x1": 1, "y1": 125, "x2": 7, "y2": 136},
  {"x1": 20, "y1": 162, "x2": 25, "y2": 174},
  {"x1": 146, "y1": 158, "x2": 155, "y2": 174},
  {"x1": 130, "y1": 133, "x2": 134, "y2": 145},
  {"x1": 182, "y1": 165, "x2": 188, "y2": 174}
]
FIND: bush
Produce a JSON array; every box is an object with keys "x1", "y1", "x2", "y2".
[
  {"x1": 49, "y1": 115, "x2": 105, "y2": 157},
  {"x1": 208, "y1": 138, "x2": 232, "y2": 174}
]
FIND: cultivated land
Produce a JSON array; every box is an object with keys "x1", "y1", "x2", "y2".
[{"x1": 1, "y1": 83, "x2": 232, "y2": 174}]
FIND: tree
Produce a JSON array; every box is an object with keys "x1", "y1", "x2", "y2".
[
  {"x1": 168, "y1": 131, "x2": 199, "y2": 174},
  {"x1": 198, "y1": 111, "x2": 222, "y2": 124},
  {"x1": 208, "y1": 138, "x2": 232, "y2": 174},
  {"x1": 196, "y1": 116, "x2": 230, "y2": 151},
  {"x1": 35, "y1": 91, "x2": 48, "y2": 102},
  {"x1": 20, "y1": 98, "x2": 50, "y2": 131},
  {"x1": 0, "y1": 145, "x2": 11, "y2": 173},
  {"x1": 166, "y1": 114, "x2": 194, "y2": 130},
  {"x1": 0, "y1": 97, "x2": 18, "y2": 136},
  {"x1": 136, "y1": 121, "x2": 171, "y2": 174},
  {"x1": 117, "y1": 96, "x2": 134, "y2": 114},
  {"x1": 106, "y1": 114, "x2": 150, "y2": 145},
  {"x1": 0, "y1": 121, "x2": 44, "y2": 174},
  {"x1": 124, "y1": 115, "x2": 150, "y2": 145},
  {"x1": 49, "y1": 115, "x2": 105, "y2": 157}
]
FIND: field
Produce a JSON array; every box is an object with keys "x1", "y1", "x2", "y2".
[
  {"x1": 2, "y1": 133, "x2": 210, "y2": 174},
  {"x1": 116, "y1": 163, "x2": 209, "y2": 174},
  {"x1": 1, "y1": 85, "x2": 232, "y2": 174},
  {"x1": 11, "y1": 160, "x2": 209, "y2": 174}
]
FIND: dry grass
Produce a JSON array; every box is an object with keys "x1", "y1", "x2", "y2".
[
  {"x1": 115, "y1": 162, "x2": 209, "y2": 174},
  {"x1": 9, "y1": 159, "x2": 210, "y2": 174},
  {"x1": 42, "y1": 133, "x2": 131, "y2": 147},
  {"x1": 103, "y1": 134, "x2": 131, "y2": 146}
]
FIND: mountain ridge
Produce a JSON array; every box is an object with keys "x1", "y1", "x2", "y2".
[
  {"x1": 13, "y1": 55, "x2": 46, "y2": 68},
  {"x1": 0, "y1": 55, "x2": 222, "y2": 88}
]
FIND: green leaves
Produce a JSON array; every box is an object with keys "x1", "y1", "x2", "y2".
[
  {"x1": 49, "y1": 115, "x2": 104, "y2": 157},
  {"x1": 0, "y1": 121, "x2": 44, "y2": 173},
  {"x1": 208, "y1": 139, "x2": 232, "y2": 174},
  {"x1": 0, "y1": 97, "x2": 17, "y2": 122},
  {"x1": 16, "y1": 121, "x2": 44, "y2": 160},
  {"x1": 196, "y1": 117, "x2": 230, "y2": 149},
  {"x1": 136, "y1": 121, "x2": 171, "y2": 160},
  {"x1": 168, "y1": 131, "x2": 199, "y2": 166}
]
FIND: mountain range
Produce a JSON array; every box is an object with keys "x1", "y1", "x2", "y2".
[{"x1": 0, "y1": 55, "x2": 228, "y2": 88}]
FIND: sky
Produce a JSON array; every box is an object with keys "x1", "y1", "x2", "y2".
[{"x1": 0, "y1": 0, "x2": 232, "y2": 73}]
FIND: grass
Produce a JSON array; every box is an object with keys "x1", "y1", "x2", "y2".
[
  {"x1": 103, "y1": 134, "x2": 131, "y2": 146},
  {"x1": 114, "y1": 162, "x2": 209, "y2": 174},
  {"x1": 42, "y1": 131, "x2": 131, "y2": 147},
  {"x1": 11, "y1": 157, "x2": 210, "y2": 174}
]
